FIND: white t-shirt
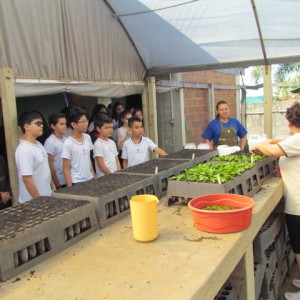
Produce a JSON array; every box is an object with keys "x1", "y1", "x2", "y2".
[
  {"x1": 61, "y1": 134, "x2": 94, "y2": 183},
  {"x1": 278, "y1": 133, "x2": 300, "y2": 215},
  {"x1": 93, "y1": 138, "x2": 119, "y2": 177},
  {"x1": 44, "y1": 134, "x2": 66, "y2": 185},
  {"x1": 15, "y1": 139, "x2": 52, "y2": 203},
  {"x1": 121, "y1": 136, "x2": 157, "y2": 167},
  {"x1": 116, "y1": 126, "x2": 128, "y2": 150}
]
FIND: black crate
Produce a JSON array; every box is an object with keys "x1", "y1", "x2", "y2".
[
  {"x1": 118, "y1": 158, "x2": 193, "y2": 195},
  {"x1": 0, "y1": 197, "x2": 98, "y2": 281},
  {"x1": 53, "y1": 173, "x2": 158, "y2": 228},
  {"x1": 163, "y1": 149, "x2": 218, "y2": 165}
]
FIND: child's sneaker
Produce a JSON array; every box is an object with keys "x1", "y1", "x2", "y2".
[
  {"x1": 285, "y1": 291, "x2": 300, "y2": 300},
  {"x1": 293, "y1": 279, "x2": 300, "y2": 288}
]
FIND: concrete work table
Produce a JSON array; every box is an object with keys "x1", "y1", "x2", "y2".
[{"x1": 0, "y1": 177, "x2": 283, "y2": 300}]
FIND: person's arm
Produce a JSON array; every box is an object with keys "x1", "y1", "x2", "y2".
[
  {"x1": 22, "y1": 175, "x2": 40, "y2": 198},
  {"x1": 0, "y1": 192, "x2": 11, "y2": 204},
  {"x1": 203, "y1": 138, "x2": 214, "y2": 149},
  {"x1": 48, "y1": 154, "x2": 61, "y2": 188},
  {"x1": 240, "y1": 136, "x2": 247, "y2": 151},
  {"x1": 265, "y1": 138, "x2": 283, "y2": 144},
  {"x1": 90, "y1": 160, "x2": 96, "y2": 178},
  {"x1": 123, "y1": 159, "x2": 128, "y2": 169},
  {"x1": 95, "y1": 157, "x2": 112, "y2": 175},
  {"x1": 250, "y1": 142, "x2": 284, "y2": 157},
  {"x1": 63, "y1": 158, "x2": 72, "y2": 187},
  {"x1": 154, "y1": 147, "x2": 167, "y2": 157},
  {"x1": 116, "y1": 129, "x2": 130, "y2": 150},
  {"x1": 116, "y1": 156, "x2": 121, "y2": 171}
]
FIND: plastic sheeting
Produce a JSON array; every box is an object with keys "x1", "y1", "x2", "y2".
[
  {"x1": 14, "y1": 81, "x2": 145, "y2": 98},
  {"x1": 108, "y1": 0, "x2": 300, "y2": 74},
  {"x1": 0, "y1": 0, "x2": 146, "y2": 90},
  {"x1": 1, "y1": 0, "x2": 300, "y2": 97}
]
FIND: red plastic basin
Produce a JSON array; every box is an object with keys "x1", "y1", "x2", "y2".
[{"x1": 188, "y1": 194, "x2": 255, "y2": 233}]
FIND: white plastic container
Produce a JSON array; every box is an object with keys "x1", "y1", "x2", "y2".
[
  {"x1": 248, "y1": 134, "x2": 267, "y2": 150},
  {"x1": 184, "y1": 143, "x2": 196, "y2": 149},
  {"x1": 217, "y1": 145, "x2": 241, "y2": 156},
  {"x1": 197, "y1": 143, "x2": 210, "y2": 150}
]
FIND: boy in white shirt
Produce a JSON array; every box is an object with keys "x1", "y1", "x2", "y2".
[
  {"x1": 62, "y1": 107, "x2": 95, "y2": 186},
  {"x1": 122, "y1": 116, "x2": 167, "y2": 168},
  {"x1": 15, "y1": 111, "x2": 52, "y2": 203},
  {"x1": 93, "y1": 113, "x2": 121, "y2": 176}
]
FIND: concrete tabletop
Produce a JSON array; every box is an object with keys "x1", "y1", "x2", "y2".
[{"x1": 0, "y1": 177, "x2": 283, "y2": 300}]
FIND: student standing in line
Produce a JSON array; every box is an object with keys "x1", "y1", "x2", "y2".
[
  {"x1": 116, "y1": 110, "x2": 132, "y2": 167},
  {"x1": 88, "y1": 104, "x2": 109, "y2": 133},
  {"x1": 62, "y1": 107, "x2": 95, "y2": 187},
  {"x1": 112, "y1": 102, "x2": 124, "y2": 141},
  {"x1": 121, "y1": 116, "x2": 167, "y2": 168},
  {"x1": 15, "y1": 111, "x2": 52, "y2": 203},
  {"x1": 202, "y1": 100, "x2": 247, "y2": 150},
  {"x1": 132, "y1": 108, "x2": 147, "y2": 136},
  {"x1": 44, "y1": 113, "x2": 67, "y2": 189},
  {"x1": 93, "y1": 113, "x2": 121, "y2": 177}
]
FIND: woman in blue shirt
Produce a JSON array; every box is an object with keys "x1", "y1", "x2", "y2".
[{"x1": 202, "y1": 100, "x2": 247, "y2": 150}]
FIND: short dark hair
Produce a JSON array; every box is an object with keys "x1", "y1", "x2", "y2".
[
  {"x1": 18, "y1": 111, "x2": 42, "y2": 133},
  {"x1": 48, "y1": 113, "x2": 66, "y2": 126},
  {"x1": 94, "y1": 112, "x2": 113, "y2": 129},
  {"x1": 67, "y1": 107, "x2": 88, "y2": 128},
  {"x1": 286, "y1": 102, "x2": 300, "y2": 127},
  {"x1": 128, "y1": 116, "x2": 142, "y2": 128}
]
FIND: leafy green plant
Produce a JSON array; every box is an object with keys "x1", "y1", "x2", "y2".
[
  {"x1": 170, "y1": 162, "x2": 254, "y2": 183},
  {"x1": 211, "y1": 153, "x2": 266, "y2": 163}
]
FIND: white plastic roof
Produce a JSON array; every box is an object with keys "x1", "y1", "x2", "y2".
[
  {"x1": 1, "y1": 0, "x2": 300, "y2": 97},
  {"x1": 108, "y1": 0, "x2": 300, "y2": 74}
]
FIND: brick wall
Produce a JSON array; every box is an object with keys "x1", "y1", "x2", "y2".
[{"x1": 181, "y1": 71, "x2": 237, "y2": 145}]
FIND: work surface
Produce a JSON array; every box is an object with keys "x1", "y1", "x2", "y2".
[{"x1": 0, "y1": 178, "x2": 283, "y2": 300}]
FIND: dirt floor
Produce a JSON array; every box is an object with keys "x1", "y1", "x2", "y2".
[{"x1": 280, "y1": 261, "x2": 299, "y2": 299}]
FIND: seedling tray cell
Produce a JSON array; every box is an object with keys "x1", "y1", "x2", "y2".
[
  {"x1": 254, "y1": 260, "x2": 267, "y2": 300},
  {"x1": 253, "y1": 213, "x2": 284, "y2": 263},
  {"x1": 163, "y1": 149, "x2": 218, "y2": 165},
  {"x1": 167, "y1": 166, "x2": 261, "y2": 206},
  {"x1": 119, "y1": 159, "x2": 193, "y2": 195},
  {"x1": 285, "y1": 243, "x2": 295, "y2": 275},
  {"x1": 53, "y1": 173, "x2": 158, "y2": 228},
  {"x1": 0, "y1": 197, "x2": 98, "y2": 282}
]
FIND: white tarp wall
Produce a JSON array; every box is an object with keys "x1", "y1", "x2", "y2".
[{"x1": 0, "y1": 0, "x2": 146, "y2": 97}]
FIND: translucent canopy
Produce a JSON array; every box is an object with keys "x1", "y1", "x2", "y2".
[{"x1": 1, "y1": 0, "x2": 299, "y2": 96}]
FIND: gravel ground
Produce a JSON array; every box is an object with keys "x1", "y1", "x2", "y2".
[{"x1": 280, "y1": 262, "x2": 299, "y2": 299}]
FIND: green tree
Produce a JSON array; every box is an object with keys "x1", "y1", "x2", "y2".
[{"x1": 249, "y1": 64, "x2": 300, "y2": 100}]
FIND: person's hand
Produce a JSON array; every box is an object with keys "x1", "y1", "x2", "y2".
[
  {"x1": 0, "y1": 192, "x2": 11, "y2": 204},
  {"x1": 249, "y1": 146, "x2": 261, "y2": 154}
]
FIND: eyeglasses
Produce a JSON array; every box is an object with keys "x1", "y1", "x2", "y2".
[
  {"x1": 77, "y1": 119, "x2": 89, "y2": 124},
  {"x1": 30, "y1": 121, "x2": 44, "y2": 127}
]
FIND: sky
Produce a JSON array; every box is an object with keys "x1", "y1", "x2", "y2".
[{"x1": 241, "y1": 67, "x2": 263, "y2": 97}]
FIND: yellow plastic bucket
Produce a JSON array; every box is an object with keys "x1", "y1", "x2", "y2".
[{"x1": 130, "y1": 194, "x2": 159, "y2": 242}]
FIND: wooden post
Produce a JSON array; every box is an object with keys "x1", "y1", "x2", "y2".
[
  {"x1": 146, "y1": 76, "x2": 158, "y2": 144},
  {"x1": 0, "y1": 68, "x2": 19, "y2": 204},
  {"x1": 263, "y1": 65, "x2": 272, "y2": 138},
  {"x1": 208, "y1": 84, "x2": 215, "y2": 120}
]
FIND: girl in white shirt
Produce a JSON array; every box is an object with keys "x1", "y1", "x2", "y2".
[
  {"x1": 44, "y1": 113, "x2": 67, "y2": 189},
  {"x1": 116, "y1": 111, "x2": 132, "y2": 168}
]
